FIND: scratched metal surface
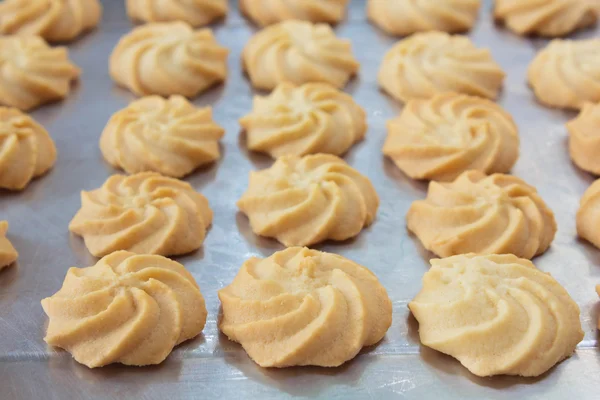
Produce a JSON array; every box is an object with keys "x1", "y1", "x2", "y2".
[{"x1": 1, "y1": 0, "x2": 600, "y2": 399}]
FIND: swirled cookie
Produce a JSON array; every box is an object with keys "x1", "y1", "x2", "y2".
[
  {"x1": 567, "y1": 103, "x2": 600, "y2": 175},
  {"x1": 240, "y1": 83, "x2": 366, "y2": 158},
  {"x1": 0, "y1": 107, "x2": 57, "y2": 190},
  {"x1": 242, "y1": 20, "x2": 359, "y2": 90},
  {"x1": 577, "y1": 179, "x2": 600, "y2": 250},
  {"x1": 0, "y1": 0, "x2": 102, "y2": 42},
  {"x1": 0, "y1": 221, "x2": 18, "y2": 271},
  {"x1": 240, "y1": 0, "x2": 349, "y2": 26},
  {"x1": 219, "y1": 247, "x2": 392, "y2": 367},
  {"x1": 407, "y1": 170, "x2": 557, "y2": 259},
  {"x1": 69, "y1": 172, "x2": 213, "y2": 257},
  {"x1": 494, "y1": 0, "x2": 598, "y2": 37},
  {"x1": 127, "y1": 0, "x2": 227, "y2": 26},
  {"x1": 0, "y1": 36, "x2": 80, "y2": 110},
  {"x1": 109, "y1": 22, "x2": 228, "y2": 97},
  {"x1": 41, "y1": 251, "x2": 207, "y2": 368},
  {"x1": 100, "y1": 95, "x2": 224, "y2": 178},
  {"x1": 378, "y1": 32, "x2": 505, "y2": 103},
  {"x1": 528, "y1": 39, "x2": 600, "y2": 110},
  {"x1": 367, "y1": 0, "x2": 481, "y2": 36},
  {"x1": 409, "y1": 254, "x2": 583, "y2": 377},
  {"x1": 383, "y1": 93, "x2": 519, "y2": 181},
  {"x1": 237, "y1": 154, "x2": 379, "y2": 247}
]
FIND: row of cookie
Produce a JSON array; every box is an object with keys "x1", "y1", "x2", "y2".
[
  {"x1": 0, "y1": 224, "x2": 587, "y2": 379},
  {"x1": 1, "y1": 0, "x2": 598, "y2": 41},
  {"x1": 3, "y1": 19, "x2": 599, "y2": 115}
]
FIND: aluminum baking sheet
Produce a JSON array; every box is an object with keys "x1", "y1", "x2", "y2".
[{"x1": 2, "y1": 0, "x2": 600, "y2": 399}]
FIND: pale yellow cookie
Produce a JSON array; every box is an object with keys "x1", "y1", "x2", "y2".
[
  {"x1": 0, "y1": 107, "x2": 57, "y2": 190},
  {"x1": 242, "y1": 20, "x2": 359, "y2": 91},
  {"x1": 0, "y1": 0, "x2": 102, "y2": 42},
  {"x1": 127, "y1": 0, "x2": 227, "y2": 26},
  {"x1": 0, "y1": 36, "x2": 80, "y2": 110},
  {"x1": 240, "y1": 0, "x2": 349, "y2": 26},
  {"x1": 237, "y1": 154, "x2": 379, "y2": 247},
  {"x1": 407, "y1": 170, "x2": 557, "y2": 259},
  {"x1": 100, "y1": 95, "x2": 224, "y2": 178},
  {"x1": 494, "y1": 0, "x2": 598, "y2": 37},
  {"x1": 577, "y1": 179, "x2": 600, "y2": 250},
  {"x1": 69, "y1": 172, "x2": 213, "y2": 258},
  {"x1": 383, "y1": 93, "x2": 519, "y2": 181},
  {"x1": 367, "y1": 0, "x2": 481, "y2": 36},
  {"x1": 109, "y1": 22, "x2": 228, "y2": 97},
  {"x1": 528, "y1": 38, "x2": 600, "y2": 110},
  {"x1": 0, "y1": 221, "x2": 18, "y2": 271},
  {"x1": 378, "y1": 32, "x2": 505, "y2": 103},
  {"x1": 567, "y1": 103, "x2": 600, "y2": 175},
  {"x1": 41, "y1": 251, "x2": 207, "y2": 368},
  {"x1": 240, "y1": 83, "x2": 366, "y2": 158},
  {"x1": 409, "y1": 253, "x2": 583, "y2": 377},
  {"x1": 219, "y1": 247, "x2": 392, "y2": 368}
]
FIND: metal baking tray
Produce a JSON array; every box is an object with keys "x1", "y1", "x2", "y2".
[{"x1": 2, "y1": 0, "x2": 599, "y2": 398}]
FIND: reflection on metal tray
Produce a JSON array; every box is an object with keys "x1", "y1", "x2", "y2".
[{"x1": 1, "y1": 0, "x2": 599, "y2": 399}]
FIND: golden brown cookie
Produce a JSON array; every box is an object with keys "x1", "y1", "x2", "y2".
[
  {"x1": 0, "y1": 107, "x2": 57, "y2": 190},
  {"x1": 237, "y1": 154, "x2": 379, "y2": 247},
  {"x1": 407, "y1": 170, "x2": 557, "y2": 259},
  {"x1": 100, "y1": 95, "x2": 224, "y2": 178},
  {"x1": 42, "y1": 251, "x2": 207, "y2": 368},
  {"x1": 240, "y1": 0, "x2": 349, "y2": 26},
  {"x1": 0, "y1": 36, "x2": 80, "y2": 110},
  {"x1": 577, "y1": 179, "x2": 600, "y2": 250},
  {"x1": 410, "y1": 253, "x2": 583, "y2": 377},
  {"x1": 494, "y1": 0, "x2": 599, "y2": 37},
  {"x1": 528, "y1": 38, "x2": 600, "y2": 110},
  {"x1": 378, "y1": 32, "x2": 505, "y2": 103},
  {"x1": 219, "y1": 247, "x2": 392, "y2": 367},
  {"x1": 69, "y1": 172, "x2": 213, "y2": 257},
  {"x1": 240, "y1": 83, "x2": 366, "y2": 158},
  {"x1": 383, "y1": 93, "x2": 519, "y2": 181},
  {"x1": 127, "y1": 0, "x2": 227, "y2": 26},
  {"x1": 109, "y1": 22, "x2": 228, "y2": 97},
  {"x1": 567, "y1": 103, "x2": 600, "y2": 175},
  {"x1": 367, "y1": 0, "x2": 481, "y2": 36},
  {"x1": 242, "y1": 20, "x2": 359, "y2": 91},
  {"x1": 0, "y1": 0, "x2": 102, "y2": 42},
  {"x1": 0, "y1": 221, "x2": 18, "y2": 271}
]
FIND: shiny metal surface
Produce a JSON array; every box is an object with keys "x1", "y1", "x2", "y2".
[{"x1": 1, "y1": 1, "x2": 599, "y2": 399}]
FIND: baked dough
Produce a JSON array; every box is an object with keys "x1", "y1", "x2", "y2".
[
  {"x1": 41, "y1": 251, "x2": 207, "y2": 368},
  {"x1": 100, "y1": 95, "x2": 224, "y2": 178},
  {"x1": 0, "y1": 221, "x2": 18, "y2": 271},
  {"x1": 567, "y1": 103, "x2": 600, "y2": 175},
  {"x1": 0, "y1": 0, "x2": 102, "y2": 42},
  {"x1": 528, "y1": 38, "x2": 600, "y2": 110},
  {"x1": 409, "y1": 253, "x2": 583, "y2": 377},
  {"x1": 240, "y1": 83, "x2": 366, "y2": 158},
  {"x1": 407, "y1": 170, "x2": 557, "y2": 259},
  {"x1": 109, "y1": 22, "x2": 228, "y2": 97},
  {"x1": 378, "y1": 32, "x2": 505, "y2": 103},
  {"x1": 494, "y1": 0, "x2": 598, "y2": 37},
  {"x1": 242, "y1": 20, "x2": 359, "y2": 91},
  {"x1": 0, "y1": 107, "x2": 57, "y2": 190},
  {"x1": 237, "y1": 154, "x2": 379, "y2": 247},
  {"x1": 577, "y1": 179, "x2": 600, "y2": 250},
  {"x1": 69, "y1": 172, "x2": 213, "y2": 257},
  {"x1": 219, "y1": 247, "x2": 392, "y2": 367},
  {"x1": 383, "y1": 93, "x2": 519, "y2": 181},
  {"x1": 127, "y1": 0, "x2": 227, "y2": 26},
  {"x1": 0, "y1": 36, "x2": 80, "y2": 110},
  {"x1": 240, "y1": 0, "x2": 349, "y2": 26},
  {"x1": 367, "y1": 0, "x2": 481, "y2": 36}
]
